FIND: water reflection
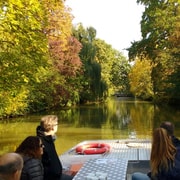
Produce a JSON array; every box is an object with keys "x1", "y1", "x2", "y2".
[{"x1": 0, "y1": 97, "x2": 179, "y2": 155}]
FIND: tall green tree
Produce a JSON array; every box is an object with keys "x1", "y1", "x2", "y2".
[
  {"x1": 72, "y1": 24, "x2": 107, "y2": 102},
  {"x1": 94, "y1": 39, "x2": 114, "y2": 95},
  {"x1": 95, "y1": 39, "x2": 131, "y2": 95},
  {"x1": 128, "y1": 0, "x2": 180, "y2": 104},
  {"x1": 110, "y1": 52, "x2": 131, "y2": 95}
]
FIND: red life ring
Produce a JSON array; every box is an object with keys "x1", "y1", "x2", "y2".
[{"x1": 75, "y1": 143, "x2": 110, "y2": 155}]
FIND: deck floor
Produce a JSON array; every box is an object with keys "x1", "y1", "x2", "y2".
[
  {"x1": 102, "y1": 140, "x2": 151, "y2": 160},
  {"x1": 59, "y1": 139, "x2": 151, "y2": 179}
]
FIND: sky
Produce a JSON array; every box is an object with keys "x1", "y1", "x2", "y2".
[{"x1": 65, "y1": 0, "x2": 145, "y2": 57}]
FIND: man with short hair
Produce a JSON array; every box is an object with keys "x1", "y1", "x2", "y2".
[
  {"x1": 36, "y1": 115, "x2": 72, "y2": 180},
  {"x1": 0, "y1": 153, "x2": 23, "y2": 180},
  {"x1": 160, "y1": 121, "x2": 180, "y2": 147}
]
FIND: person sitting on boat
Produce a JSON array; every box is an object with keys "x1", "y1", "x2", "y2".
[
  {"x1": 36, "y1": 115, "x2": 73, "y2": 180},
  {"x1": 132, "y1": 128, "x2": 180, "y2": 180},
  {"x1": 160, "y1": 121, "x2": 180, "y2": 147},
  {"x1": 15, "y1": 136, "x2": 44, "y2": 180},
  {"x1": 0, "y1": 153, "x2": 23, "y2": 180}
]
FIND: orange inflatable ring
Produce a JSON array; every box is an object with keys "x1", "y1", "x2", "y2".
[{"x1": 75, "y1": 143, "x2": 110, "y2": 155}]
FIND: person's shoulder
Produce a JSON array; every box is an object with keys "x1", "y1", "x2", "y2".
[
  {"x1": 22, "y1": 157, "x2": 44, "y2": 179},
  {"x1": 42, "y1": 135, "x2": 54, "y2": 142},
  {"x1": 172, "y1": 136, "x2": 180, "y2": 147},
  {"x1": 24, "y1": 157, "x2": 41, "y2": 165}
]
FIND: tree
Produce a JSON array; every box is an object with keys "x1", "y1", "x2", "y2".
[
  {"x1": 110, "y1": 52, "x2": 131, "y2": 95},
  {"x1": 72, "y1": 24, "x2": 107, "y2": 102},
  {"x1": 29, "y1": 0, "x2": 83, "y2": 109},
  {"x1": 0, "y1": 0, "x2": 49, "y2": 116},
  {"x1": 95, "y1": 39, "x2": 131, "y2": 95},
  {"x1": 129, "y1": 58, "x2": 153, "y2": 100},
  {"x1": 0, "y1": 0, "x2": 82, "y2": 116},
  {"x1": 128, "y1": 0, "x2": 180, "y2": 104},
  {"x1": 94, "y1": 39, "x2": 115, "y2": 95}
]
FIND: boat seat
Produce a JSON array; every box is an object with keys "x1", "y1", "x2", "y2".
[{"x1": 126, "y1": 160, "x2": 150, "y2": 180}]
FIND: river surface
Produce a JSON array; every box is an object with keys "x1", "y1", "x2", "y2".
[{"x1": 0, "y1": 97, "x2": 180, "y2": 155}]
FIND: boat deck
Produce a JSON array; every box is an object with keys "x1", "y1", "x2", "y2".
[{"x1": 59, "y1": 139, "x2": 151, "y2": 180}]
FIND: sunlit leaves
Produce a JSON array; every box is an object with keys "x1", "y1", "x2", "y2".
[
  {"x1": 0, "y1": 0, "x2": 49, "y2": 116},
  {"x1": 42, "y1": 0, "x2": 73, "y2": 50},
  {"x1": 0, "y1": 87, "x2": 29, "y2": 117},
  {"x1": 129, "y1": 58, "x2": 153, "y2": 100},
  {"x1": 0, "y1": 0, "x2": 49, "y2": 88}
]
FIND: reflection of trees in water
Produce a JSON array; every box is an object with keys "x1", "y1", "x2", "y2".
[
  {"x1": 57, "y1": 105, "x2": 107, "y2": 128},
  {"x1": 56, "y1": 97, "x2": 179, "y2": 137},
  {"x1": 108, "y1": 109, "x2": 131, "y2": 130},
  {"x1": 100, "y1": 97, "x2": 156, "y2": 138},
  {"x1": 129, "y1": 102, "x2": 154, "y2": 137},
  {"x1": 153, "y1": 105, "x2": 180, "y2": 136},
  {"x1": 106, "y1": 98, "x2": 133, "y2": 130},
  {"x1": 1, "y1": 98, "x2": 179, "y2": 154},
  {"x1": 77, "y1": 107, "x2": 107, "y2": 128}
]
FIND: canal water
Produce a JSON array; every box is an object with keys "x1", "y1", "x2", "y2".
[{"x1": 0, "y1": 97, "x2": 180, "y2": 155}]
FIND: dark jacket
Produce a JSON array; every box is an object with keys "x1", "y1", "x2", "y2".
[
  {"x1": 172, "y1": 136, "x2": 180, "y2": 148},
  {"x1": 148, "y1": 148, "x2": 180, "y2": 180},
  {"x1": 21, "y1": 156, "x2": 44, "y2": 180},
  {"x1": 36, "y1": 126, "x2": 62, "y2": 180}
]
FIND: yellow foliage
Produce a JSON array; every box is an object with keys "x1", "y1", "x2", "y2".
[
  {"x1": 129, "y1": 58, "x2": 153, "y2": 99},
  {"x1": 0, "y1": 87, "x2": 29, "y2": 117}
]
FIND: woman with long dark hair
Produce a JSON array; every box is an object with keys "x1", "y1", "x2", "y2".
[{"x1": 15, "y1": 136, "x2": 44, "y2": 180}]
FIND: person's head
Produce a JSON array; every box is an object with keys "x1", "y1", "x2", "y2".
[
  {"x1": 150, "y1": 128, "x2": 176, "y2": 177},
  {"x1": 160, "y1": 121, "x2": 174, "y2": 136},
  {"x1": 0, "y1": 153, "x2": 23, "y2": 180},
  {"x1": 40, "y1": 115, "x2": 58, "y2": 135},
  {"x1": 15, "y1": 136, "x2": 43, "y2": 159}
]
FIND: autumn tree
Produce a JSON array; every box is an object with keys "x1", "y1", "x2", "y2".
[
  {"x1": 29, "y1": 0, "x2": 83, "y2": 109},
  {"x1": 0, "y1": 0, "x2": 49, "y2": 116},
  {"x1": 0, "y1": 0, "x2": 82, "y2": 116},
  {"x1": 129, "y1": 59, "x2": 153, "y2": 100}
]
